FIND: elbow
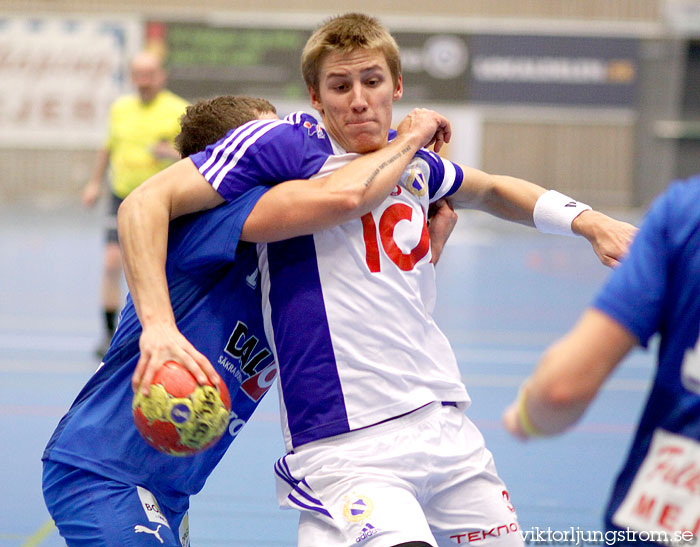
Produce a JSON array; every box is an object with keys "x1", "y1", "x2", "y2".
[
  {"x1": 333, "y1": 191, "x2": 365, "y2": 217},
  {"x1": 537, "y1": 371, "x2": 598, "y2": 411},
  {"x1": 532, "y1": 376, "x2": 593, "y2": 434},
  {"x1": 345, "y1": 192, "x2": 365, "y2": 213},
  {"x1": 116, "y1": 190, "x2": 141, "y2": 240},
  {"x1": 119, "y1": 178, "x2": 173, "y2": 222},
  {"x1": 116, "y1": 183, "x2": 161, "y2": 237},
  {"x1": 539, "y1": 379, "x2": 581, "y2": 408},
  {"x1": 116, "y1": 191, "x2": 134, "y2": 225},
  {"x1": 534, "y1": 359, "x2": 588, "y2": 410},
  {"x1": 533, "y1": 341, "x2": 600, "y2": 409},
  {"x1": 117, "y1": 186, "x2": 145, "y2": 223}
]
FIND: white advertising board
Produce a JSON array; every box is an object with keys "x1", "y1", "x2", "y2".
[{"x1": 0, "y1": 16, "x2": 142, "y2": 148}]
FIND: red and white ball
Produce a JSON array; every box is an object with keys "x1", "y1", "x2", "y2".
[{"x1": 132, "y1": 361, "x2": 231, "y2": 457}]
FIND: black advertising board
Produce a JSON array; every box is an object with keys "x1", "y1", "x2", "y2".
[
  {"x1": 468, "y1": 34, "x2": 639, "y2": 107},
  {"x1": 164, "y1": 23, "x2": 311, "y2": 100},
  {"x1": 161, "y1": 21, "x2": 638, "y2": 107}
]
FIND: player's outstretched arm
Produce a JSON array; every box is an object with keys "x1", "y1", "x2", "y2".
[
  {"x1": 450, "y1": 166, "x2": 637, "y2": 267},
  {"x1": 502, "y1": 308, "x2": 636, "y2": 439},
  {"x1": 118, "y1": 159, "x2": 226, "y2": 395},
  {"x1": 241, "y1": 108, "x2": 450, "y2": 242}
]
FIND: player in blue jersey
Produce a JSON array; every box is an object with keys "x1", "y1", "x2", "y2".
[
  {"x1": 42, "y1": 95, "x2": 455, "y2": 546},
  {"x1": 117, "y1": 14, "x2": 637, "y2": 547},
  {"x1": 503, "y1": 175, "x2": 700, "y2": 544}
]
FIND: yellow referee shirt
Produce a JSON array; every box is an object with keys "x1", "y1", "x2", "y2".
[{"x1": 105, "y1": 89, "x2": 189, "y2": 198}]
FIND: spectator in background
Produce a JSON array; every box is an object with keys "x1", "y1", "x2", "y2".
[{"x1": 81, "y1": 50, "x2": 188, "y2": 357}]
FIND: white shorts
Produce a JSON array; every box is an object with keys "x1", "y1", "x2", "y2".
[{"x1": 274, "y1": 402, "x2": 523, "y2": 547}]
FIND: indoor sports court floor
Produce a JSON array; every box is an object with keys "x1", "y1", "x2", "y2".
[{"x1": 0, "y1": 201, "x2": 652, "y2": 546}]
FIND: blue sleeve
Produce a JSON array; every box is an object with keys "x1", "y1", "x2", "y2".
[
  {"x1": 189, "y1": 114, "x2": 329, "y2": 202},
  {"x1": 165, "y1": 186, "x2": 269, "y2": 273},
  {"x1": 414, "y1": 149, "x2": 463, "y2": 201},
  {"x1": 593, "y1": 187, "x2": 673, "y2": 347}
]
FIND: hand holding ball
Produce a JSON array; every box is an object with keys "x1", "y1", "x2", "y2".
[{"x1": 133, "y1": 361, "x2": 230, "y2": 456}]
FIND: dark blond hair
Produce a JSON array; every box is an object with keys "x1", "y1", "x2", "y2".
[
  {"x1": 175, "y1": 95, "x2": 276, "y2": 157},
  {"x1": 301, "y1": 13, "x2": 401, "y2": 94}
]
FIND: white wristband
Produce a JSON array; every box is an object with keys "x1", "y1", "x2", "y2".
[{"x1": 533, "y1": 190, "x2": 591, "y2": 236}]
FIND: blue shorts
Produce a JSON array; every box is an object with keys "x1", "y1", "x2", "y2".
[{"x1": 42, "y1": 460, "x2": 189, "y2": 546}]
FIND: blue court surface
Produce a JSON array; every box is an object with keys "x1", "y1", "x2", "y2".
[{"x1": 0, "y1": 202, "x2": 651, "y2": 546}]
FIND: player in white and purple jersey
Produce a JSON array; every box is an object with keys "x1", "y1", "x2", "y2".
[
  {"x1": 42, "y1": 96, "x2": 454, "y2": 546},
  {"x1": 504, "y1": 175, "x2": 700, "y2": 544},
  {"x1": 190, "y1": 109, "x2": 466, "y2": 448},
  {"x1": 186, "y1": 90, "x2": 523, "y2": 547},
  {"x1": 118, "y1": 13, "x2": 637, "y2": 547}
]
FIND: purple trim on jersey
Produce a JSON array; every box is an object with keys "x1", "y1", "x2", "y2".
[
  {"x1": 284, "y1": 112, "x2": 305, "y2": 124},
  {"x1": 443, "y1": 162, "x2": 464, "y2": 198},
  {"x1": 197, "y1": 119, "x2": 285, "y2": 190},
  {"x1": 196, "y1": 119, "x2": 265, "y2": 170},
  {"x1": 267, "y1": 235, "x2": 350, "y2": 447},
  {"x1": 415, "y1": 149, "x2": 464, "y2": 199},
  {"x1": 190, "y1": 112, "x2": 333, "y2": 202}
]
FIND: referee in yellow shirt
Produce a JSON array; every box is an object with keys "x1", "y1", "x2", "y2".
[{"x1": 81, "y1": 51, "x2": 188, "y2": 357}]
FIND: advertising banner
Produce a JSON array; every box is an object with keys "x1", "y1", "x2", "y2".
[
  {"x1": 468, "y1": 34, "x2": 639, "y2": 107},
  {"x1": 163, "y1": 22, "x2": 638, "y2": 108},
  {"x1": 0, "y1": 16, "x2": 141, "y2": 148}
]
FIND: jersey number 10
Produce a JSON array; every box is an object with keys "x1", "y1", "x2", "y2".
[{"x1": 361, "y1": 203, "x2": 430, "y2": 273}]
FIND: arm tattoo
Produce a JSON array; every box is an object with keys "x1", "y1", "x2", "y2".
[{"x1": 364, "y1": 144, "x2": 413, "y2": 188}]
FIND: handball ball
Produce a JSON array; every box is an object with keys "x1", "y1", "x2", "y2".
[{"x1": 132, "y1": 361, "x2": 231, "y2": 457}]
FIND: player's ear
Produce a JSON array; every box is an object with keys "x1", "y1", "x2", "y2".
[
  {"x1": 393, "y1": 74, "x2": 403, "y2": 101},
  {"x1": 309, "y1": 86, "x2": 324, "y2": 115}
]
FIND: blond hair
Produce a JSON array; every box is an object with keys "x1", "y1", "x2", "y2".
[{"x1": 301, "y1": 13, "x2": 401, "y2": 94}]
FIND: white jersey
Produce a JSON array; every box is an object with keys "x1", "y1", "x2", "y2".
[{"x1": 191, "y1": 112, "x2": 469, "y2": 451}]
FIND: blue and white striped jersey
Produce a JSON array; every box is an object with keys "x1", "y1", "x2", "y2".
[{"x1": 191, "y1": 112, "x2": 470, "y2": 451}]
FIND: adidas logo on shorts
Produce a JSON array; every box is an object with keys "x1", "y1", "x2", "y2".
[{"x1": 355, "y1": 522, "x2": 380, "y2": 543}]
